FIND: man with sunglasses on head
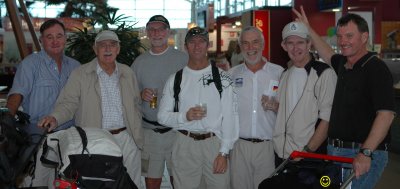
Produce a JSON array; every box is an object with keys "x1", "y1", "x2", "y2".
[
  {"x1": 157, "y1": 27, "x2": 239, "y2": 189},
  {"x1": 6, "y1": 19, "x2": 80, "y2": 188},
  {"x1": 38, "y1": 30, "x2": 143, "y2": 186},
  {"x1": 131, "y1": 15, "x2": 187, "y2": 189}
]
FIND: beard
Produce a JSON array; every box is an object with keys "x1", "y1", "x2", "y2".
[
  {"x1": 244, "y1": 52, "x2": 263, "y2": 65},
  {"x1": 150, "y1": 37, "x2": 168, "y2": 47}
]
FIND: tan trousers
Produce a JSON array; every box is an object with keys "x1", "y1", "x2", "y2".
[
  {"x1": 113, "y1": 130, "x2": 141, "y2": 187},
  {"x1": 230, "y1": 139, "x2": 275, "y2": 189},
  {"x1": 172, "y1": 132, "x2": 230, "y2": 189}
]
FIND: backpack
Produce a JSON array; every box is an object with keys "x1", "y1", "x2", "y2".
[
  {"x1": 173, "y1": 65, "x2": 222, "y2": 112},
  {"x1": 41, "y1": 127, "x2": 138, "y2": 189},
  {"x1": 0, "y1": 111, "x2": 31, "y2": 186}
]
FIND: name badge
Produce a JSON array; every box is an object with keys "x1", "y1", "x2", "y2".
[{"x1": 235, "y1": 78, "x2": 243, "y2": 88}]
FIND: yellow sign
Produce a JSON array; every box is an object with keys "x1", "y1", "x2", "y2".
[{"x1": 320, "y1": 175, "x2": 331, "y2": 187}]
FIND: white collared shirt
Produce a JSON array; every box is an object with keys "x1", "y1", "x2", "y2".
[
  {"x1": 229, "y1": 60, "x2": 284, "y2": 140},
  {"x1": 96, "y1": 63, "x2": 125, "y2": 130}
]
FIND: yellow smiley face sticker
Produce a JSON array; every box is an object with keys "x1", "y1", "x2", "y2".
[{"x1": 320, "y1": 175, "x2": 331, "y2": 187}]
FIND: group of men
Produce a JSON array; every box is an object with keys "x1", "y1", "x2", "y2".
[{"x1": 6, "y1": 5, "x2": 394, "y2": 189}]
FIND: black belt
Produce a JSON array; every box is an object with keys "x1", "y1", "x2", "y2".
[
  {"x1": 142, "y1": 117, "x2": 163, "y2": 126},
  {"x1": 153, "y1": 127, "x2": 172, "y2": 134},
  {"x1": 178, "y1": 130, "x2": 215, "y2": 141},
  {"x1": 328, "y1": 138, "x2": 389, "y2": 151},
  {"x1": 240, "y1": 137, "x2": 270, "y2": 143},
  {"x1": 109, "y1": 127, "x2": 127, "y2": 135},
  {"x1": 142, "y1": 117, "x2": 172, "y2": 134}
]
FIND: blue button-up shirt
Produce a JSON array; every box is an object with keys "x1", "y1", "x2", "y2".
[{"x1": 8, "y1": 50, "x2": 80, "y2": 130}]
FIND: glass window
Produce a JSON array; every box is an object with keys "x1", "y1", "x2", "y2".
[
  {"x1": 0, "y1": 0, "x2": 192, "y2": 28},
  {"x1": 255, "y1": 0, "x2": 265, "y2": 7},
  {"x1": 244, "y1": 0, "x2": 253, "y2": 10}
]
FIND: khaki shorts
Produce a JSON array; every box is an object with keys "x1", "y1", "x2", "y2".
[{"x1": 141, "y1": 128, "x2": 176, "y2": 178}]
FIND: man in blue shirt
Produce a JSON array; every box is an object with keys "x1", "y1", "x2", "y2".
[{"x1": 6, "y1": 19, "x2": 80, "y2": 188}]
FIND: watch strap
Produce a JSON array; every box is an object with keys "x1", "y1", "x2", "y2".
[{"x1": 359, "y1": 148, "x2": 373, "y2": 158}]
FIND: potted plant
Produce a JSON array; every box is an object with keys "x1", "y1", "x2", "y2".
[{"x1": 65, "y1": 8, "x2": 146, "y2": 66}]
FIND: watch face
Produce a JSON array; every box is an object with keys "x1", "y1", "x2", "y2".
[{"x1": 360, "y1": 148, "x2": 372, "y2": 157}]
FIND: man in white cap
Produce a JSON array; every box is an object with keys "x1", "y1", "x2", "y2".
[
  {"x1": 272, "y1": 21, "x2": 337, "y2": 163},
  {"x1": 38, "y1": 30, "x2": 143, "y2": 186},
  {"x1": 131, "y1": 15, "x2": 187, "y2": 189}
]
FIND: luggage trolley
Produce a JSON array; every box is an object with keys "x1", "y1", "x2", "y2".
[{"x1": 259, "y1": 151, "x2": 355, "y2": 189}]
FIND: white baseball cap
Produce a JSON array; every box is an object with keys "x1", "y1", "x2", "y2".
[
  {"x1": 95, "y1": 30, "x2": 120, "y2": 43},
  {"x1": 282, "y1": 21, "x2": 309, "y2": 40}
]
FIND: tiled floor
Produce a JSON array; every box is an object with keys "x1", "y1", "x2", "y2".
[{"x1": 140, "y1": 152, "x2": 400, "y2": 189}]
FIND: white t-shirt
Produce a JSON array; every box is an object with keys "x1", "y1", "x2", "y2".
[
  {"x1": 287, "y1": 66, "x2": 307, "y2": 114},
  {"x1": 157, "y1": 64, "x2": 239, "y2": 153}
]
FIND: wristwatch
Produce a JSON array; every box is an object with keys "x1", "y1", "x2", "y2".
[
  {"x1": 219, "y1": 152, "x2": 229, "y2": 158},
  {"x1": 359, "y1": 148, "x2": 373, "y2": 158},
  {"x1": 303, "y1": 145, "x2": 314, "y2": 153}
]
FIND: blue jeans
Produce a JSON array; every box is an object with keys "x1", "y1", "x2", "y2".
[{"x1": 327, "y1": 144, "x2": 388, "y2": 189}]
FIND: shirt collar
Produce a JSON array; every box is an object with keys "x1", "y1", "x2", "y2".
[
  {"x1": 345, "y1": 52, "x2": 377, "y2": 70},
  {"x1": 96, "y1": 61, "x2": 120, "y2": 77},
  {"x1": 241, "y1": 57, "x2": 269, "y2": 73},
  {"x1": 149, "y1": 46, "x2": 169, "y2": 55},
  {"x1": 39, "y1": 50, "x2": 66, "y2": 66}
]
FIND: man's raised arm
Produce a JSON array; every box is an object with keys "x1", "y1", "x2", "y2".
[{"x1": 293, "y1": 6, "x2": 335, "y2": 65}]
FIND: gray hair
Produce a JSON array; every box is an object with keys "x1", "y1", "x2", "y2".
[{"x1": 238, "y1": 26, "x2": 265, "y2": 48}]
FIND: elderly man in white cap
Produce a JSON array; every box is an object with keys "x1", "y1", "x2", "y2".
[
  {"x1": 38, "y1": 30, "x2": 143, "y2": 186},
  {"x1": 272, "y1": 21, "x2": 337, "y2": 164}
]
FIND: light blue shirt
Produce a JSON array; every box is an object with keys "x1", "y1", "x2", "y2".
[{"x1": 8, "y1": 50, "x2": 80, "y2": 130}]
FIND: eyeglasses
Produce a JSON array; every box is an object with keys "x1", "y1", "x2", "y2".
[
  {"x1": 96, "y1": 41, "x2": 119, "y2": 49},
  {"x1": 147, "y1": 27, "x2": 167, "y2": 33}
]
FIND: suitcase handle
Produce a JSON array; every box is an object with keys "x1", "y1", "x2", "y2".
[{"x1": 290, "y1": 151, "x2": 353, "y2": 164}]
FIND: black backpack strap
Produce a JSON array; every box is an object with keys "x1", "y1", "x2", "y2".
[
  {"x1": 173, "y1": 69, "x2": 183, "y2": 112},
  {"x1": 75, "y1": 126, "x2": 89, "y2": 155},
  {"x1": 40, "y1": 137, "x2": 60, "y2": 166},
  {"x1": 173, "y1": 66, "x2": 222, "y2": 113},
  {"x1": 211, "y1": 65, "x2": 222, "y2": 98},
  {"x1": 310, "y1": 61, "x2": 330, "y2": 77},
  {"x1": 304, "y1": 60, "x2": 331, "y2": 99}
]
